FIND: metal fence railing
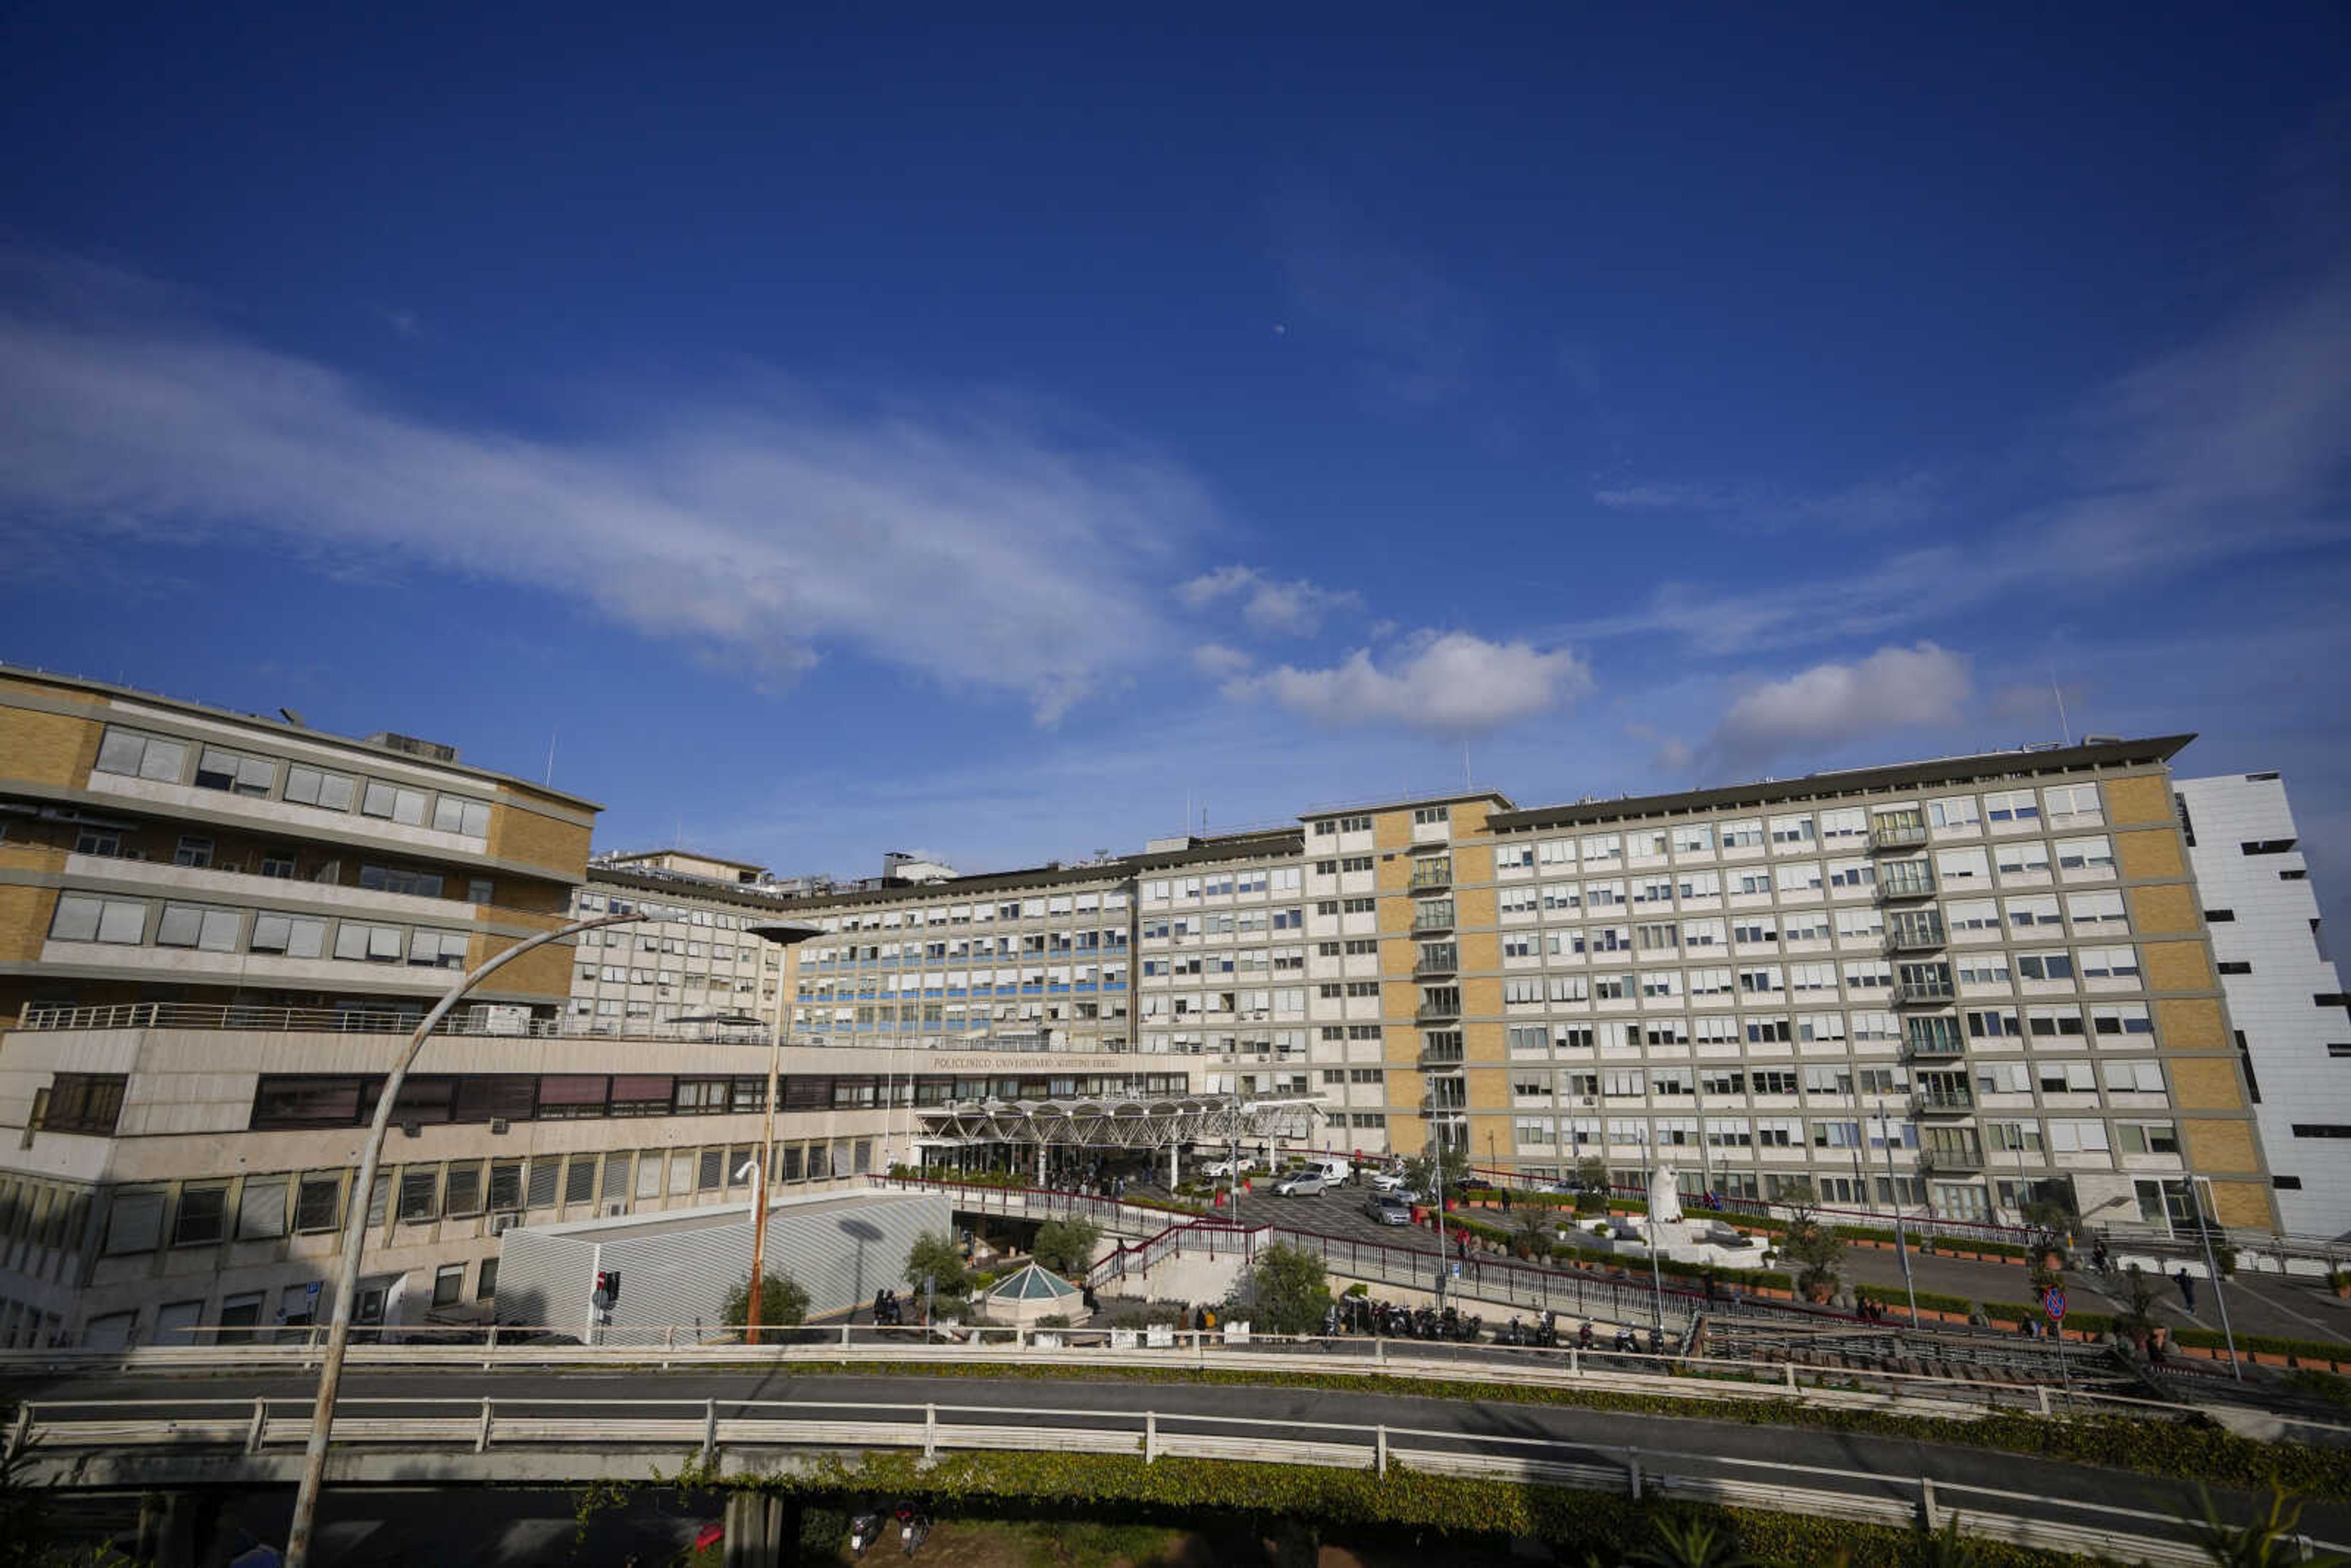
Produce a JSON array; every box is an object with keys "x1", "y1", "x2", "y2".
[{"x1": 7, "y1": 1386, "x2": 2331, "y2": 1564}]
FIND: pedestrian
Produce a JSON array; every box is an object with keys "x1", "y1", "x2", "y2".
[
  {"x1": 2091, "y1": 1239, "x2": 2110, "y2": 1275},
  {"x1": 2177, "y1": 1267, "x2": 2197, "y2": 1313}
]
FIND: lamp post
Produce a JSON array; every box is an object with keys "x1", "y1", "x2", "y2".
[
  {"x1": 742, "y1": 923, "x2": 823, "y2": 1345},
  {"x1": 284, "y1": 909, "x2": 650, "y2": 1568},
  {"x1": 2187, "y1": 1183, "x2": 2244, "y2": 1382},
  {"x1": 1875, "y1": 1106, "x2": 1920, "y2": 1328}
]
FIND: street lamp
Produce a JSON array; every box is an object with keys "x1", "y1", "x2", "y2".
[
  {"x1": 742, "y1": 923, "x2": 823, "y2": 1345},
  {"x1": 285, "y1": 908, "x2": 650, "y2": 1568}
]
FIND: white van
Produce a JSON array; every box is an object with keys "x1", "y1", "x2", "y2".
[{"x1": 1303, "y1": 1157, "x2": 1351, "y2": 1186}]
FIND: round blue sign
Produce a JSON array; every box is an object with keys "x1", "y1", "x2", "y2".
[{"x1": 2045, "y1": 1288, "x2": 2067, "y2": 1322}]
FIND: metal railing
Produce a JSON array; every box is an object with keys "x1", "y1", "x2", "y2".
[{"x1": 9, "y1": 1382, "x2": 2333, "y2": 1564}]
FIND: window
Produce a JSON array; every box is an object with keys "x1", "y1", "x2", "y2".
[
  {"x1": 43, "y1": 1073, "x2": 126, "y2": 1135},
  {"x1": 2017, "y1": 951, "x2": 2074, "y2": 982},
  {"x1": 260, "y1": 849, "x2": 299, "y2": 879},
  {"x1": 94, "y1": 727, "x2": 190, "y2": 782},
  {"x1": 156, "y1": 902, "x2": 240, "y2": 952},
  {"x1": 296, "y1": 1175, "x2": 343, "y2": 1232},
  {"x1": 173, "y1": 836, "x2": 213, "y2": 868},
  {"x1": 333, "y1": 922, "x2": 407, "y2": 963},
  {"x1": 1985, "y1": 790, "x2": 2039, "y2": 825},
  {"x1": 284, "y1": 764, "x2": 356, "y2": 811},
  {"x1": 236, "y1": 1177, "x2": 287, "y2": 1239},
  {"x1": 1413, "y1": 805, "x2": 1450, "y2": 824},
  {"x1": 2044, "y1": 784, "x2": 2102, "y2": 825},
  {"x1": 2056, "y1": 837, "x2": 2115, "y2": 874},
  {"x1": 195, "y1": 746, "x2": 276, "y2": 796},
  {"x1": 173, "y1": 1185, "x2": 228, "y2": 1246},
  {"x1": 1927, "y1": 796, "x2": 1980, "y2": 830},
  {"x1": 361, "y1": 781, "x2": 427, "y2": 825},
  {"x1": 2102, "y1": 1060, "x2": 2165, "y2": 1093},
  {"x1": 433, "y1": 1263, "x2": 467, "y2": 1308},
  {"x1": 2218, "y1": 960, "x2": 2252, "y2": 975},
  {"x1": 50, "y1": 893, "x2": 148, "y2": 945},
  {"x1": 360, "y1": 865, "x2": 446, "y2": 898},
  {"x1": 2242, "y1": 839, "x2": 2298, "y2": 856},
  {"x1": 398, "y1": 1168, "x2": 440, "y2": 1222},
  {"x1": 407, "y1": 929, "x2": 470, "y2": 969}
]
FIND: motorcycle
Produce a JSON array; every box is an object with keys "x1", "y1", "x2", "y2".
[
  {"x1": 1498, "y1": 1317, "x2": 1524, "y2": 1346},
  {"x1": 849, "y1": 1510, "x2": 884, "y2": 1557},
  {"x1": 1575, "y1": 1320, "x2": 1593, "y2": 1352},
  {"x1": 894, "y1": 1501, "x2": 931, "y2": 1557}
]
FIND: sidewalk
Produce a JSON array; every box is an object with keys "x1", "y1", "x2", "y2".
[{"x1": 1833, "y1": 1236, "x2": 2351, "y2": 1349}]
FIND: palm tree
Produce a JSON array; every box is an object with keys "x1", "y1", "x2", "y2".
[
  {"x1": 1626, "y1": 1514, "x2": 1754, "y2": 1568},
  {"x1": 2183, "y1": 1485, "x2": 2349, "y2": 1566}
]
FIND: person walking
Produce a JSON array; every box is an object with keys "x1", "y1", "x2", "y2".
[{"x1": 2176, "y1": 1267, "x2": 2197, "y2": 1312}]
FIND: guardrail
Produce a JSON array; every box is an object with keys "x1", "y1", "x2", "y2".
[
  {"x1": 0, "y1": 1327, "x2": 2234, "y2": 1427},
  {"x1": 7, "y1": 1389, "x2": 2334, "y2": 1566}
]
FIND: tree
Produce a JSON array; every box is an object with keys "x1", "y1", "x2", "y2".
[
  {"x1": 721, "y1": 1270, "x2": 809, "y2": 1331},
  {"x1": 1237, "y1": 1242, "x2": 1330, "y2": 1335},
  {"x1": 1404, "y1": 1143, "x2": 1471, "y2": 1198},
  {"x1": 905, "y1": 1229, "x2": 971, "y2": 1299},
  {"x1": 1031, "y1": 1218, "x2": 1100, "y2": 1278},
  {"x1": 2182, "y1": 1485, "x2": 2349, "y2": 1566},
  {"x1": 1573, "y1": 1155, "x2": 1610, "y2": 1193},
  {"x1": 1777, "y1": 1191, "x2": 1844, "y2": 1302}
]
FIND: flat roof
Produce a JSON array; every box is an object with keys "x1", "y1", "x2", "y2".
[
  {"x1": 1488, "y1": 735, "x2": 2197, "y2": 833},
  {"x1": 0, "y1": 662, "x2": 604, "y2": 811},
  {"x1": 1299, "y1": 788, "x2": 1517, "y2": 820}
]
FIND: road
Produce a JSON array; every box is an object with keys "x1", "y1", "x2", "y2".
[{"x1": 8, "y1": 1361, "x2": 2347, "y2": 1552}]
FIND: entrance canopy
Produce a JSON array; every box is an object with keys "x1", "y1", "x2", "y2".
[{"x1": 915, "y1": 1093, "x2": 1322, "y2": 1150}]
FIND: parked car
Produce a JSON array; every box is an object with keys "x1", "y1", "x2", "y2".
[
  {"x1": 1368, "y1": 1169, "x2": 1413, "y2": 1195},
  {"x1": 1273, "y1": 1170, "x2": 1325, "y2": 1197},
  {"x1": 1202, "y1": 1157, "x2": 1258, "y2": 1179},
  {"x1": 1364, "y1": 1193, "x2": 1413, "y2": 1226}
]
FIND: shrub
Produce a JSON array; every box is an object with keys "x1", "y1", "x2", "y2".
[
  {"x1": 1239, "y1": 1242, "x2": 1333, "y2": 1335},
  {"x1": 1032, "y1": 1219, "x2": 1102, "y2": 1278},
  {"x1": 1854, "y1": 1284, "x2": 1971, "y2": 1316},
  {"x1": 721, "y1": 1270, "x2": 810, "y2": 1330},
  {"x1": 906, "y1": 1229, "x2": 972, "y2": 1298}
]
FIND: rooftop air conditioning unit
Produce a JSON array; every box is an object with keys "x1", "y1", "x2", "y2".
[
  {"x1": 489, "y1": 1118, "x2": 511, "y2": 1135},
  {"x1": 489, "y1": 1214, "x2": 519, "y2": 1236},
  {"x1": 400, "y1": 1121, "x2": 420, "y2": 1139}
]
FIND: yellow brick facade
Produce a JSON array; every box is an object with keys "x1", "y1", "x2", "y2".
[
  {"x1": 2154, "y1": 997, "x2": 2227, "y2": 1049},
  {"x1": 0, "y1": 883, "x2": 58, "y2": 966},
  {"x1": 0, "y1": 703, "x2": 100, "y2": 790},
  {"x1": 2182, "y1": 1117, "x2": 2259, "y2": 1175},
  {"x1": 2208, "y1": 1181, "x2": 2276, "y2": 1230},
  {"x1": 2115, "y1": 827, "x2": 2186, "y2": 880},
  {"x1": 2142, "y1": 939, "x2": 2214, "y2": 992},
  {"x1": 2168, "y1": 1056, "x2": 2246, "y2": 1111},
  {"x1": 2127, "y1": 882, "x2": 2200, "y2": 936},
  {"x1": 487, "y1": 801, "x2": 593, "y2": 881},
  {"x1": 2102, "y1": 773, "x2": 2175, "y2": 825}
]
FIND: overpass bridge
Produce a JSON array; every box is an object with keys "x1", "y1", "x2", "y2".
[{"x1": 9, "y1": 1334, "x2": 2351, "y2": 1566}]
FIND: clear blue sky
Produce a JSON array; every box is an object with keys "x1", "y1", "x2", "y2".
[{"x1": 2, "y1": 6, "x2": 2345, "y2": 920}]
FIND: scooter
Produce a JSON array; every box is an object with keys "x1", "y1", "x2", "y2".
[
  {"x1": 849, "y1": 1510, "x2": 884, "y2": 1556},
  {"x1": 1575, "y1": 1320, "x2": 1594, "y2": 1352}
]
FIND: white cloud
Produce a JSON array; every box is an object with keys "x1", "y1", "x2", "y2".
[
  {"x1": 1191, "y1": 642, "x2": 1253, "y2": 678},
  {"x1": 1707, "y1": 643, "x2": 1972, "y2": 766},
  {"x1": 1224, "y1": 631, "x2": 1592, "y2": 735},
  {"x1": 1176, "y1": 563, "x2": 1362, "y2": 637},
  {"x1": 0, "y1": 253, "x2": 1212, "y2": 724}
]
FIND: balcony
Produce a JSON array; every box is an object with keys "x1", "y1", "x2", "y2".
[
  {"x1": 1417, "y1": 1044, "x2": 1465, "y2": 1068},
  {"x1": 1895, "y1": 978, "x2": 1956, "y2": 1005},
  {"x1": 1419, "y1": 1092, "x2": 1468, "y2": 1116},
  {"x1": 1869, "y1": 819, "x2": 1930, "y2": 852},
  {"x1": 1913, "y1": 1087, "x2": 1975, "y2": 1117},
  {"x1": 1409, "y1": 859, "x2": 1453, "y2": 893},
  {"x1": 1902, "y1": 1035, "x2": 1965, "y2": 1062},
  {"x1": 1922, "y1": 1144, "x2": 1986, "y2": 1172},
  {"x1": 1414, "y1": 993, "x2": 1461, "y2": 1022},
  {"x1": 1414, "y1": 945, "x2": 1459, "y2": 978},
  {"x1": 1412, "y1": 904, "x2": 1455, "y2": 935},
  {"x1": 1884, "y1": 919, "x2": 1947, "y2": 953},
  {"x1": 1877, "y1": 866, "x2": 1938, "y2": 901}
]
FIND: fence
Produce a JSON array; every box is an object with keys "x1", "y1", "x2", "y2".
[{"x1": 6, "y1": 1387, "x2": 2325, "y2": 1566}]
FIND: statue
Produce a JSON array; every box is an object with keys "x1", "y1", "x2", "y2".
[{"x1": 1646, "y1": 1164, "x2": 1684, "y2": 1226}]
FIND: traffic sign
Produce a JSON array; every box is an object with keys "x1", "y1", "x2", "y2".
[{"x1": 2045, "y1": 1288, "x2": 2067, "y2": 1322}]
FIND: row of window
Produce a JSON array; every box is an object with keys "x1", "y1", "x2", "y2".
[
  {"x1": 1492, "y1": 789, "x2": 2105, "y2": 869},
  {"x1": 576, "y1": 891, "x2": 793, "y2": 936},
  {"x1": 1508, "y1": 1056, "x2": 2169, "y2": 1100},
  {"x1": 808, "y1": 929, "x2": 1133, "y2": 965},
  {"x1": 1510, "y1": 1115, "x2": 2177, "y2": 1155},
  {"x1": 1490, "y1": 1003, "x2": 2156, "y2": 1052},
  {"x1": 246, "y1": 1068, "x2": 1198, "y2": 1131},
  {"x1": 96, "y1": 726, "x2": 495, "y2": 838},
  {"x1": 50, "y1": 892, "x2": 473, "y2": 969},
  {"x1": 816, "y1": 889, "x2": 1133, "y2": 934}
]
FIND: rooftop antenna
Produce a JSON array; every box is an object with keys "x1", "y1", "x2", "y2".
[
  {"x1": 1462, "y1": 738, "x2": 1472, "y2": 792},
  {"x1": 2049, "y1": 666, "x2": 2072, "y2": 748},
  {"x1": 544, "y1": 726, "x2": 558, "y2": 786}
]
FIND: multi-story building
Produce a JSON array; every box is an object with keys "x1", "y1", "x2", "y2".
[
  {"x1": 0, "y1": 665, "x2": 2307, "y2": 1343},
  {"x1": 2177, "y1": 772, "x2": 2351, "y2": 1238}
]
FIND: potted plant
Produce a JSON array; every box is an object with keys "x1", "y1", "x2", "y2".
[
  {"x1": 2327, "y1": 1269, "x2": 2351, "y2": 1300},
  {"x1": 1779, "y1": 1191, "x2": 1845, "y2": 1305}
]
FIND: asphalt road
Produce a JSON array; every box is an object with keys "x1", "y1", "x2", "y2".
[{"x1": 9, "y1": 1362, "x2": 2347, "y2": 1550}]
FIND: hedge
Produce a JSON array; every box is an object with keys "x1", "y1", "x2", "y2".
[
  {"x1": 1855, "y1": 1283, "x2": 1972, "y2": 1316},
  {"x1": 656, "y1": 1357, "x2": 2351, "y2": 1497},
  {"x1": 676, "y1": 1448, "x2": 2110, "y2": 1567},
  {"x1": 2175, "y1": 1328, "x2": 2351, "y2": 1365},
  {"x1": 1981, "y1": 1299, "x2": 2114, "y2": 1337}
]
